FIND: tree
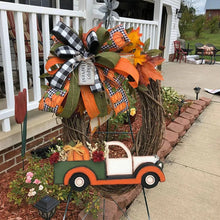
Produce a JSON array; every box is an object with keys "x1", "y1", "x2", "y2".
[
  {"x1": 179, "y1": 2, "x2": 195, "y2": 37},
  {"x1": 193, "y1": 15, "x2": 205, "y2": 38},
  {"x1": 206, "y1": 16, "x2": 220, "y2": 33}
]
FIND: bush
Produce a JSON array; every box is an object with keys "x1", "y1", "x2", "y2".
[
  {"x1": 7, "y1": 157, "x2": 100, "y2": 217},
  {"x1": 161, "y1": 87, "x2": 185, "y2": 120},
  {"x1": 193, "y1": 15, "x2": 205, "y2": 38},
  {"x1": 206, "y1": 16, "x2": 220, "y2": 33}
]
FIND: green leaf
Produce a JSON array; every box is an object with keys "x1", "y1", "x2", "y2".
[
  {"x1": 95, "y1": 52, "x2": 120, "y2": 69},
  {"x1": 50, "y1": 42, "x2": 65, "y2": 55},
  {"x1": 59, "y1": 69, "x2": 80, "y2": 118},
  {"x1": 41, "y1": 85, "x2": 50, "y2": 90},
  {"x1": 146, "y1": 49, "x2": 162, "y2": 56},
  {"x1": 96, "y1": 27, "x2": 110, "y2": 48},
  {"x1": 94, "y1": 92, "x2": 108, "y2": 117},
  {"x1": 126, "y1": 27, "x2": 133, "y2": 34},
  {"x1": 107, "y1": 40, "x2": 112, "y2": 45},
  {"x1": 79, "y1": 26, "x2": 83, "y2": 40},
  {"x1": 68, "y1": 140, "x2": 77, "y2": 146},
  {"x1": 143, "y1": 38, "x2": 150, "y2": 53},
  {"x1": 40, "y1": 73, "x2": 53, "y2": 79}
]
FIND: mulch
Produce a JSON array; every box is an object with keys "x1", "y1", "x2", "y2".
[
  {"x1": 0, "y1": 171, "x2": 81, "y2": 220},
  {"x1": 0, "y1": 102, "x2": 144, "y2": 220},
  {"x1": 0, "y1": 99, "x2": 190, "y2": 219}
]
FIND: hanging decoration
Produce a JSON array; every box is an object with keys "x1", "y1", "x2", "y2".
[{"x1": 39, "y1": 21, "x2": 164, "y2": 134}]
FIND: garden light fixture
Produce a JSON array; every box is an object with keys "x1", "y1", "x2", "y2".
[
  {"x1": 176, "y1": 9, "x2": 182, "y2": 19},
  {"x1": 194, "y1": 87, "x2": 201, "y2": 100},
  {"x1": 34, "y1": 195, "x2": 59, "y2": 220},
  {"x1": 178, "y1": 99, "x2": 184, "y2": 116}
]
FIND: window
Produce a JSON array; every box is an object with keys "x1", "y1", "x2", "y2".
[
  {"x1": 0, "y1": 0, "x2": 15, "y2": 2},
  {"x1": 19, "y1": 0, "x2": 54, "y2": 7},
  {"x1": 60, "y1": 0, "x2": 73, "y2": 10},
  {"x1": 116, "y1": 0, "x2": 154, "y2": 20}
]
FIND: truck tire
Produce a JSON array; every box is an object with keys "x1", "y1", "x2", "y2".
[
  {"x1": 69, "y1": 173, "x2": 90, "y2": 192},
  {"x1": 141, "y1": 172, "x2": 159, "y2": 189}
]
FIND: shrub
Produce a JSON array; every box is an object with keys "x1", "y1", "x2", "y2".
[
  {"x1": 161, "y1": 87, "x2": 185, "y2": 120},
  {"x1": 206, "y1": 16, "x2": 220, "y2": 33},
  {"x1": 193, "y1": 15, "x2": 205, "y2": 38},
  {"x1": 7, "y1": 157, "x2": 100, "y2": 217}
]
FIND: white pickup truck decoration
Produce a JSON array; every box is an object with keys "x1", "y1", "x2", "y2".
[{"x1": 54, "y1": 141, "x2": 165, "y2": 191}]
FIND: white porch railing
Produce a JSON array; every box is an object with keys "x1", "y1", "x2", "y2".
[
  {"x1": 93, "y1": 16, "x2": 158, "y2": 50},
  {"x1": 0, "y1": 1, "x2": 160, "y2": 132},
  {"x1": 0, "y1": 2, "x2": 86, "y2": 132}
]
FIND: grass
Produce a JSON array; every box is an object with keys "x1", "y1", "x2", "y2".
[{"x1": 183, "y1": 30, "x2": 220, "y2": 61}]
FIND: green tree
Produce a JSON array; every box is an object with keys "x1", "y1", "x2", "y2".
[
  {"x1": 193, "y1": 15, "x2": 205, "y2": 38},
  {"x1": 179, "y1": 2, "x2": 195, "y2": 38},
  {"x1": 206, "y1": 16, "x2": 220, "y2": 33}
]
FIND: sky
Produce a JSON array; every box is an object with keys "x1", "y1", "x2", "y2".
[
  {"x1": 184, "y1": 0, "x2": 207, "y2": 15},
  {"x1": 195, "y1": 0, "x2": 207, "y2": 14}
]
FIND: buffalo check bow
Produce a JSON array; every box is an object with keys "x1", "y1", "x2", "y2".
[{"x1": 50, "y1": 21, "x2": 103, "y2": 92}]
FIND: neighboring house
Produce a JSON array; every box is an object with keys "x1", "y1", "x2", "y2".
[
  {"x1": 205, "y1": 0, "x2": 220, "y2": 20},
  {"x1": 0, "y1": 0, "x2": 181, "y2": 175}
]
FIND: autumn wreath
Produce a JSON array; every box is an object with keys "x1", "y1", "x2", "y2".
[{"x1": 39, "y1": 21, "x2": 164, "y2": 194}]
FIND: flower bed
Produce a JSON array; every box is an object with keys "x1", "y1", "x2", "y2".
[{"x1": 0, "y1": 87, "x2": 192, "y2": 220}]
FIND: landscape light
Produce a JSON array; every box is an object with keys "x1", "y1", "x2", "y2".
[
  {"x1": 193, "y1": 87, "x2": 201, "y2": 100},
  {"x1": 34, "y1": 195, "x2": 59, "y2": 220}
]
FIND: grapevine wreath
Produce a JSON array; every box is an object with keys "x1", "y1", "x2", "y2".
[{"x1": 39, "y1": 21, "x2": 165, "y2": 194}]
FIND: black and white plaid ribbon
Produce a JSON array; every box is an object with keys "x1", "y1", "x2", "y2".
[
  {"x1": 50, "y1": 21, "x2": 102, "y2": 90},
  {"x1": 100, "y1": 68, "x2": 129, "y2": 113},
  {"x1": 90, "y1": 67, "x2": 103, "y2": 92}
]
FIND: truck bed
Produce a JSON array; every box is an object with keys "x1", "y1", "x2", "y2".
[{"x1": 54, "y1": 160, "x2": 106, "y2": 184}]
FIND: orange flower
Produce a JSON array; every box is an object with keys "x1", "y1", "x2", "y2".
[
  {"x1": 122, "y1": 27, "x2": 144, "y2": 53},
  {"x1": 133, "y1": 48, "x2": 147, "y2": 66},
  {"x1": 137, "y1": 55, "x2": 164, "y2": 86}
]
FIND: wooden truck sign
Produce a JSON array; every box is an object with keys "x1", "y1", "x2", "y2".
[{"x1": 54, "y1": 141, "x2": 165, "y2": 191}]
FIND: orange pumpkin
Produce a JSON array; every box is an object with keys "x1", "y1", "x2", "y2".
[{"x1": 63, "y1": 143, "x2": 90, "y2": 161}]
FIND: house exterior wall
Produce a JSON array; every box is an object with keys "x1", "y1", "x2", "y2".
[
  {"x1": 206, "y1": 9, "x2": 220, "y2": 19},
  {"x1": 0, "y1": 124, "x2": 63, "y2": 176},
  {"x1": 163, "y1": 0, "x2": 181, "y2": 58}
]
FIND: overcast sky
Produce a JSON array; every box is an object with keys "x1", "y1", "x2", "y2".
[
  {"x1": 195, "y1": 0, "x2": 206, "y2": 14},
  {"x1": 183, "y1": 0, "x2": 207, "y2": 14}
]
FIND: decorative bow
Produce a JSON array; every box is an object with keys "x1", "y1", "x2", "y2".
[
  {"x1": 49, "y1": 21, "x2": 103, "y2": 92},
  {"x1": 40, "y1": 22, "x2": 140, "y2": 120},
  {"x1": 63, "y1": 142, "x2": 84, "y2": 156}
]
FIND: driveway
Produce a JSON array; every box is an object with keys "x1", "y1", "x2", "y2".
[
  {"x1": 121, "y1": 61, "x2": 220, "y2": 220},
  {"x1": 161, "y1": 62, "x2": 220, "y2": 103}
]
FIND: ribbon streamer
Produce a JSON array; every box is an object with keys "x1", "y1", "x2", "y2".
[{"x1": 49, "y1": 21, "x2": 101, "y2": 90}]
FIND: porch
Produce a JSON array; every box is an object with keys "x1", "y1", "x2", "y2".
[{"x1": 0, "y1": 0, "x2": 178, "y2": 153}]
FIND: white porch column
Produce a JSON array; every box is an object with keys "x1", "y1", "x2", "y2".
[
  {"x1": 78, "y1": 0, "x2": 94, "y2": 31},
  {"x1": 153, "y1": 0, "x2": 163, "y2": 49}
]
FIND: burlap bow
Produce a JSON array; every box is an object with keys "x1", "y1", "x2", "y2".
[{"x1": 63, "y1": 142, "x2": 84, "y2": 156}]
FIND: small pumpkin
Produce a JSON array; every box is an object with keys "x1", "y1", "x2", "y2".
[{"x1": 63, "y1": 142, "x2": 90, "y2": 161}]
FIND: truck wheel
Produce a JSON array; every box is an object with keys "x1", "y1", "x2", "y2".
[
  {"x1": 141, "y1": 172, "x2": 159, "y2": 189},
  {"x1": 69, "y1": 173, "x2": 90, "y2": 192}
]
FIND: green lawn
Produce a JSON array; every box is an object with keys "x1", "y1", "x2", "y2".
[{"x1": 183, "y1": 30, "x2": 220, "y2": 61}]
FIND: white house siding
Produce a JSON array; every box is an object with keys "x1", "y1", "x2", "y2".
[{"x1": 163, "y1": 0, "x2": 181, "y2": 58}]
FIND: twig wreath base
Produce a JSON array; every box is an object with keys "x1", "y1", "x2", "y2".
[{"x1": 62, "y1": 79, "x2": 164, "y2": 195}]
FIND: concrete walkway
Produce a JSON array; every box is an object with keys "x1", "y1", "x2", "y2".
[{"x1": 121, "y1": 62, "x2": 220, "y2": 220}]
